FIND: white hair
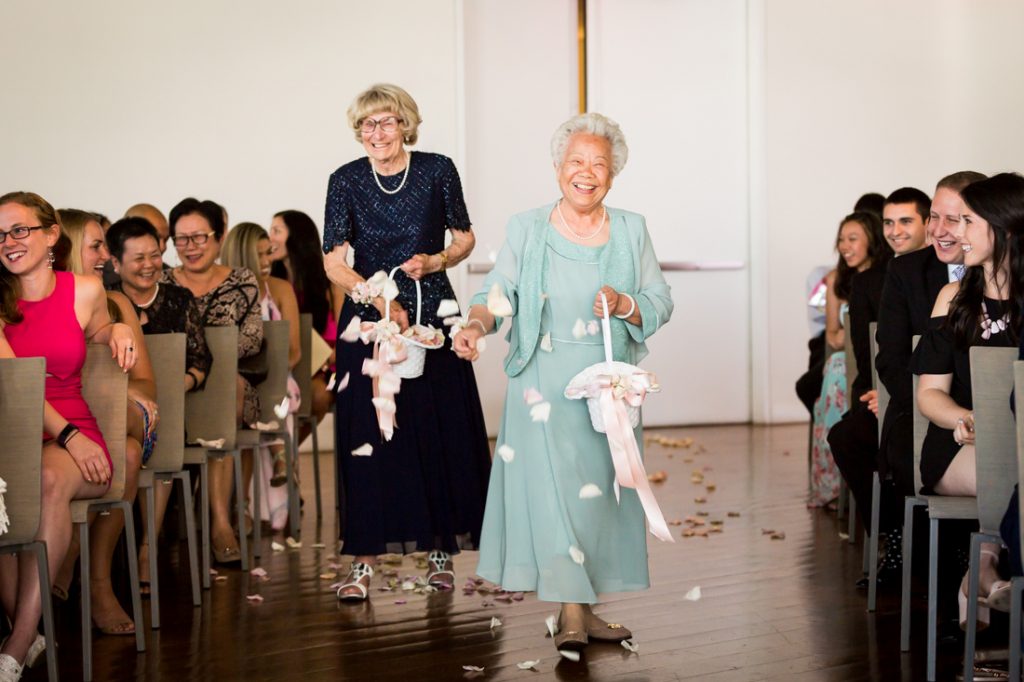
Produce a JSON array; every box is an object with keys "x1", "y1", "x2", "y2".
[{"x1": 550, "y1": 112, "x2": 629, "y2": 177}]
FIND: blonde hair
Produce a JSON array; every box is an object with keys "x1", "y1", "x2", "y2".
[
  {"x1": 55, "y1": 208, "x2": 98, "y2": 276},
  {"x1": 550, "y1": 112, "x2": 629, "y2": 177},
  {"x1": 222, "y1": 222, "x2": 268, "y2": 277},
  {"x1": 346, "y1": 83, "x2": 422, "y2": 145}
]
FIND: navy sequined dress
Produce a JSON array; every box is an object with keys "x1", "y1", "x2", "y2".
[{"x1": 323, "y1": 151, "x2": 491, "y2": 555}]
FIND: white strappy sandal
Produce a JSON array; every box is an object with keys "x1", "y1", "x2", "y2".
[
  {"x1": 426, "y1": 550, "x2": 455, "y2": 587},
  {"x1": 336, "y1": 562, "x2": 374, "y2": 601}
]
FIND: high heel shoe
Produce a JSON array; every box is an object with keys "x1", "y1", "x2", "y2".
[
  {"x1": 336, "y1": 562, "x2": 374, "y2": 602},
  {"x1": 425, "y1": 550, "x2": 455, "y2": 588},
  {"x1": 984, "y1": 580, "x2": 1013, "y2": 613},
  {"x1": 959, "y1": 585, "x2": 990, "y2": 632}
]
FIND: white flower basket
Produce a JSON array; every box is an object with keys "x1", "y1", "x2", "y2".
[
  {"x1": 384, "y1": 267, "x2": 440, "y2": 379},
  {"x1": 564, "y1": 294, "x2": 660, "y2": 433}
]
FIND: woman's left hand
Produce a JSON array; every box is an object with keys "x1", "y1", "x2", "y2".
[
  {"x1": 128, "y1": 387, "x2": 160, "y2": 435},
  {"x1": 954, "y1": 412, "x2": 975, "y2": 446},
  {"x1": 110, "y1": 323, "x2": 138, "y2": 371},
  {"x1": 593, "y1": 285, "x2": 623, "y2": 319},
  {"x1": 399, "y1": 253, "x2": 435, "y2": 281}
]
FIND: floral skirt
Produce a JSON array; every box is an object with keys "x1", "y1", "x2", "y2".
[{"x1": 809, "y1": 352, "x2": 846, "y2": 507}]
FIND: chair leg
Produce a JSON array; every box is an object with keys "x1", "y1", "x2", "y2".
[
  {"x1": 232, "y1": 451, "x2": 250, "y2": 571},
  {"x1": 118, "y1": 501, "x2": 147, "y2": 653},
  {"x1": 965, "y1": 532, "x2": 982, "y2": 682},
  {"x1": 32, "y1": 542, "x2": 59, "y2": 682},
  {"x1": 252, "y1": 447, "x2": 262, "y2": 559},
  {"x1": 900, "y1": 497, "x2": 921, "y2": 651},
  {"x1": 848, "y1": 492, "x2": 857, "y2": 542},
  {"x1": 200, "y1": 459, "x2": 211, "y2": 590},
  {"x1": 175, "y1": 471, "x2": 202, "y2": 607},
  {"x1": 311, "y1": 417, "x2": 322, "y2": 522},
  {"x1": 145, "y1": 483, "x2": 160, "y2": 629},
  {"x1": 868, "y1": 473, "x2": 881, "y2": 611},
  {"x1": 927, "y1": 516, "x2": 939, "y2": 681},
  {"x1": 838, "y1": 477, "x2": 847, "y2": 520},
  {"x1": 1010, "y1": 577, "x2": 1023, "y2": 682},
  {"x1": 286, "y1": 432, "x2": 300, "y2": 540},
  {"x1": 862, "y1": 532, "x2": 870, "y2": 575},
  {"x1": 80, "y1": 522, "x2": 93, "y2": 681}
]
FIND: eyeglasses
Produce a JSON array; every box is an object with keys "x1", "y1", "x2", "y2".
[
  {"x1": 0, "y1": 225, "x2": 45, "y2": 244},
  {"x1": 360, "y1": 116, "x2": 403, "y2": 134},
  {"x1": 172, "y1": 232, "x2": 215, "y2": 248}
]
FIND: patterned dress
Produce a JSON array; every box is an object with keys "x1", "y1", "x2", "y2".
[{"x1": 809, "y1": 304, "x2": 847, "y2": 507}]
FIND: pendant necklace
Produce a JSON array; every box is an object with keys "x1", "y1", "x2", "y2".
[{"x1": 556, "y1": 200, "x2": 606, "y2": 241}]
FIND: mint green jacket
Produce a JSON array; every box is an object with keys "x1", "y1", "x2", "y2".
[{"x1": 469, "y1": 202, "x2": 673, "y2": 378}]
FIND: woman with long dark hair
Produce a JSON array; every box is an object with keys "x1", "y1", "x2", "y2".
[{"x1": 913, "y1": 172, "x2": 1024, "y2": 628}]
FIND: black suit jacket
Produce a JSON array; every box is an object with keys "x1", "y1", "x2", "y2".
[
  {"x1": 848, "y1": 265, "x2": 887, "y2": 406},
  {"x1": 875, "y1": 247, "x2": 950, "y2": 449}
]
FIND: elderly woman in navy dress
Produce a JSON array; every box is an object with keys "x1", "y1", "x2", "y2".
[{"x1": 322, "y1": 83, "x2": 491, "y2": 600}]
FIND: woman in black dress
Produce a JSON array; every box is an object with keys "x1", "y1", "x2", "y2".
[
  {"x1": 912, "y1": 172, "x2": 1024, "y2": 628},
  {"x1": 323, "y1": 83, "x2": 490, "y2": 600}
]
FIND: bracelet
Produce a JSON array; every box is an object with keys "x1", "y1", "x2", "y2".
[
  {"x1": 438, "y1": 251, "x2": 449, "y2": 271},
  {"x1": 56, "y1": 423, "x2": 80, "y2": 449},
  {"x1": 614, "y1": 294, "x2": 636, "y2": 320},
  {"x1": 467, "y1": 319, "x2": 487, "y2": 334}
]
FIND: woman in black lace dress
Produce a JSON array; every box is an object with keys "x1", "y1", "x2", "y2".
[
  {"x1": 162, "y1": 197, "x2": 263, "y2": 564},
  {"x1": 323, "y1": 83, "x2": 491, "y2": 600}
]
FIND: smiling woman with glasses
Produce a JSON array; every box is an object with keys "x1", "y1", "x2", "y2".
[
  {"x1": 161, "y1": 197, "x2": 264, "y2": 565},
  {"x1": 0, "y1": 225, "x2": 46, "y2": 243}
]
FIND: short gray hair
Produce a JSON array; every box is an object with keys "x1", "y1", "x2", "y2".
[{"x1": 550, "y1": 112, "x2": 629, "y2": 177}]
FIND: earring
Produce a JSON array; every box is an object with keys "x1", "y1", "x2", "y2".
[{"x1": 47, "y1": 247, "x2": 55, "y2": 269}]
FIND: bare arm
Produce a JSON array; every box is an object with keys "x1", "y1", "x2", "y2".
[
  {"x1": 270, "y1": 277, "x2": 302, "y2": 369},
  {"x1": 916, "y1": 282, "x2": 970, "y2": 436},
  {"x1": 324, "y1": 242, "x2": 408, "y2": 328},
  {"x1": 399, "y1": 228, "x2": 477, "y2": 280}
]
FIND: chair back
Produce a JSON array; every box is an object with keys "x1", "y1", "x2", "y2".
[
  {"x1": 82, "y1": 344, "x2": 128, "y2": 499},
  {"x1": 185, "y1": 326, "x2": 238, "y2": 449},
  {"x1": 869, "y1": 322, "x2": 888, "y2": 445},
  {"x1": 1013, "y1": 361, "x2": 1024, "y2": 566},
  {"x1": 256, "y1": 320, "x2": 290, "y2": 422},
  {"x1": 843, "y1": 310, "x2": 857, "y2": 391},
  {"x1": 969, "y1": 346, "x2": 1018, "y2": 533},
  {"x1": 294, "y1": 314, "x2": 313, "y2": 420},
  {"x1": 144, "y1": 333, "x2": 186, "y2": 473},
  {"x1": 911, "y1": 336, "x2": 926, "y2": 495},
  {"x1": 0, "y1": 358, "x2": 46, "y2": 545}
]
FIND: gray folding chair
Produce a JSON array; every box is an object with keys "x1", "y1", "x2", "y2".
[
  {"x1": 1007, "y1": 361, "x2": 1024, "y2": 682},
  {"x1": 0, "y1": 358, "x2": 59, "y2": 681},
  {"x1": 866, "y1": 321, "x2": 889, "y2": 611},
  {"x1": 837, "y1": 309, "x2": 857, "y2": 536},
  {"x1": 138, "y1": 333, "x2": 201, "y2": 629},
  {"x1": 962, "y1": 346, "x2": 1018, "y2": 682},
  {"x1": 74, "y1": 345, "x2": 146, "y2": 680},
  {"x1": 294, "y1": 313, "x2": 323, "y2": 521},
  {"x1": 246, "y1": 319, "x2": 300, "y2": 554},
  {"x1": 183, "y1": 326, "x2": 249, "y2": 585},
  {"x1": 899, "y1": 336, "x2": 981, "y2": 681}
]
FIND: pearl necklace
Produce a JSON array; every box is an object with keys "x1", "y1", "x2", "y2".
[
  {"x1": 556, "y1": 200, "x2": 606, "y2": 241},
  {"x1": 136, "y1": 283, "x2": 159, "y2": 308},
  {"x1": 371, "y1": 152, "x2": 411, "y2": 195}
]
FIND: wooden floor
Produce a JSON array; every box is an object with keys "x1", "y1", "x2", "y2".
[{"x1": 30, "y1": 423, "x2": 998, "y2": 681}]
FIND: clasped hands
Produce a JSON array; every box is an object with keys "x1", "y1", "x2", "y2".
[{"x1": 954, "y1": 412, "x2": 975, "y2": 447}]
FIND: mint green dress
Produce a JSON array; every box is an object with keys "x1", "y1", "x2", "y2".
[{"x1": 474, "y1": 225, "x2": 651, "y2": 604}]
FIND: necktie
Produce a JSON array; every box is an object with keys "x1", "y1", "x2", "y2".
[{"x1": 953, "y1": 265, "x2": 965, "y2": 281}]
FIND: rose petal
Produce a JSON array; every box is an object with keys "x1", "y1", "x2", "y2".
[
  {"x1": 320, "y1": 572, "x2": 338, "y2": 580},
  {"x1": 524, "y1": 387, "x2": 544, "y2": 405},
  {"x1": 311, "y1": 542, "x2": 327, "y2": 548},
  {"x1": 586, "y1": 320, "x2": 600, "y2": 336},
  {"x1": 545, "y1": 614, "x2": 557, "y2": 638},
  {"x1": 250, "y1": 567, "x2": 268, "y2": 578},
  {"x1": 340, "y1": 316, "x2": 362, "y2": 342},
  {"x1": 196, "y1": 438, "x2": 225, "y2": 449},
  {"x1": 462, "y1": 665, "x2": 485, "y2": 672},
  {"x1": 516, "y1": 660, "x2": 540, "y2": 670},
  {"x1": 621, "y1": 638, "x2": 639, "y2": 653},
  {"x1": 338, "y1": 372, "x2": 350, "y2": 391},
  {"x1": 381, "y1": 279, "x2": 399, "y2": 302},
  {"x1": 497, "y1": 444, "x2": 514, "y2": 463},
  {"x1": 578, "y1": 483, "x2": 602, "y2": 499},
  {"x1": 286, "y1": 537, "x2": 301, "y2": 548},
  {"x1": 685, "y1": 586, "x2": 702, "y2": 601},
  {"x1": 490, "y1": 617, "x2": 502, "y2": 630},
  {"x1": 569, "y1": 545, "x2": 585, "y2": 564},
  {"x1": 540, "y1": 332, "x2": 553, "y2": 352},
  {"x1": 352, "y1": 443, "x2": 373, "y2": 457},
  {"x1": 486, "y1": 283, "x2": 513, "y2": 317},
  {"x1": 325, "y1": 372, "x2": 337, "y2": 391},
  {"x1": 394, "y1": 599, "x2": 407, "y2": 605},
  {"x1": 558, "y1": 650, "x2": 580, "y2": 662},
  {"x1": 572, "y1": 318, "x2": 587, "y2": 340},
  {"x1": 272, "y1": 396, "x2": 290, "y2": 420},
  {"x1": 476, "y1": 336, "x2": 487, "y2": 353},
  {"x1": 246, "y1": 593, "x2": 264, "y2": 603},
  {"x1": 214, "y1": 575, "x2": 228, "y2": 582},
  {"x1": 530, "y1": 401, "x2": 551, "y2": 423},
  {"x1": 271, "y1": 541, "x2": 285, "y2": 552},
  {"x1": 437, "y1": 299, "x2": 461, "y2": 318}
]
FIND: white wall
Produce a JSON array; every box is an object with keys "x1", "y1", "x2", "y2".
[
  {"x1": 750, "y1": 0, "x2": 1024, "y2": 422},
  {"x1": 0, "y1": 0, "x2": 460, "y2": 231}
]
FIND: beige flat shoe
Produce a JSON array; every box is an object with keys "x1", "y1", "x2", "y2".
[{"x1": 585, "y1": 614, "x2": 632, "y2": 642}]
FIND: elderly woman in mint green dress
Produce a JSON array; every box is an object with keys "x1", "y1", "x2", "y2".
[{"x1": 453, "y1": 112, "x2": 672, "y2": 656}]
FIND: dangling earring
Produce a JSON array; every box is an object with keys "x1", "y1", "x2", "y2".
[{"x1": 47, "y1": 247, "x2": 55, "y2": 269}]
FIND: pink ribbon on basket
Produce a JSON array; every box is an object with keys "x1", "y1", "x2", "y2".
[
  {"x1": 593, "y1": 376, "x2": 674, "y2": 543},
  {"x1": 361, "y1": 324, "x2": 405, "y2": 442}
]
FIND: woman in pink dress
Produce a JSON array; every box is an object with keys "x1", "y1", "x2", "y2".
[{"x1": 0, "y1": 191, "x2": 135, "y2": 681}]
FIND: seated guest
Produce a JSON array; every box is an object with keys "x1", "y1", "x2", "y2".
[
  {"x1": 107, "y1": 215, "x2": 213, "y2": 587},
  {"x1": 52, "y1": 208, "x2": 152, "y2": 634},
  {"x1": 269, "y1": 210, "x2": 343, "y2": 430},
  {"x1": 809, "y1": 211, "x2": 889, "y2": 507},
  {"x1": 105, "y1": 203, "x2": 171, "y2": 289},
  {"x1": 828, "y1": 187, "x2": 930, "y2": 580},
  {"x1": 0, "y1": 192, "x2": 136, "y2": 677},
  {"x1": 222, "y1": 222, "x2": 301, "y2": 532},
  {"x1": 163, "y1": 198, "x2": 263, "y2": 564},
  {"x1": 912, "y1": 172, "x2": 1024, "y2": 628}
]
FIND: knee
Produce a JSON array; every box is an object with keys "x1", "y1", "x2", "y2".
[
  {"x1": 41, "y1": 463, "x2": 72, "y2": 504},
  {"x1": 125, "y1": 438, "x2": 143, "y2": 483}
]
